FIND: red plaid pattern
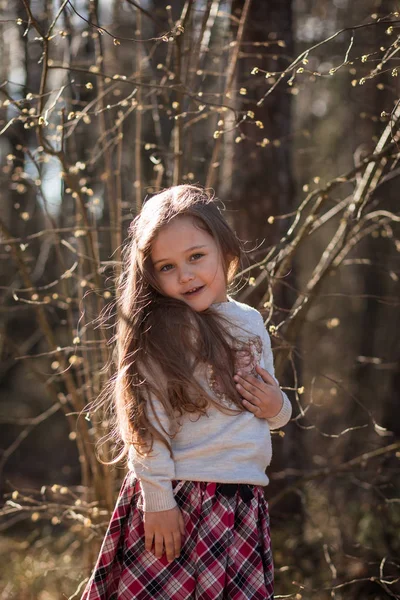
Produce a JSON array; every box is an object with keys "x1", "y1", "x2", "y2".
[{"x1": 81, "y1": 472, "x2": 274, "y2": 599}]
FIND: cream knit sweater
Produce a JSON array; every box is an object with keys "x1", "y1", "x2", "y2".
[{"x1": 128, "y1": 298, "x2": 292, "y2": 512}]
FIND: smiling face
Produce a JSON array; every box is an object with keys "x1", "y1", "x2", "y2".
[{"x1": 150, "y1": 215, "x2": 228, "y2": 311}]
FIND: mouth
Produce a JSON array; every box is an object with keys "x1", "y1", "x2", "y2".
[{"x1": 183, "y1": 285, "x2": 205, "y2": 296}]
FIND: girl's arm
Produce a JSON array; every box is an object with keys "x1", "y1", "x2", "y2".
[
  {"x1": 128, "y1": 393, "x2": 186, "y2": 562},
  {"x1": 234, "y1": 316, "x2": 292, "y2": 429},
  {"x1": 259, "y1": 325, "x2": 292, "y2": 429},
  {"x1": 128, "y1": 394, "x2": 177, "y2": 512}
]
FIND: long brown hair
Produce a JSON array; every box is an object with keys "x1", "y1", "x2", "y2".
[{"x1": 115, "y1": 185, "x2": 246, "y2": 460}]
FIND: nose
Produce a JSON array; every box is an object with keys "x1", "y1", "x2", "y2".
[{"x1": 179, "y1": 266, "x2": 195, "y2": 284}]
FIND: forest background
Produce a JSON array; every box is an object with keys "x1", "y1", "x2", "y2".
[{"x1": 1, "y1": 0, "x2": 400, "y2": 598}]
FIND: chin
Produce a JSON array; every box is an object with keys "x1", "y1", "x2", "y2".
[
  {"x1": 185, "y1": 298, "x2": 212, "y2": 312},
  {"x1": 188, "y1": 301, "x2": 210, "y2": 312}
]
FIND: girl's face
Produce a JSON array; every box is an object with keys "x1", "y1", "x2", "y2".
[{"x1": 150, "y1": 215, "x2": 228, "y2": 311}]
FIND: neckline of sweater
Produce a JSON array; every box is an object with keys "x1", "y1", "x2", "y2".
[{"x1": 211, "y1": 296, "x2": 236, "y2": 311}]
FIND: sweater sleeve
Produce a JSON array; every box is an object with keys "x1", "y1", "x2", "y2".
[
  {"x1": 128, "y1": 393, "x2": 177, "y2": 513},
  {"x1": 259, "y1": 318, "x2": 292, "y2": 430}
]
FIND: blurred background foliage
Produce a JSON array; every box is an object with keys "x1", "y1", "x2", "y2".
[{"x1": 1, "y1": 0, "x2": 400, "y2": 598}]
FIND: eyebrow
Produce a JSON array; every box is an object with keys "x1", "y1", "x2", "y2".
[{"x1": 153, "y1": 245, "x2": 208, "y2": 266}]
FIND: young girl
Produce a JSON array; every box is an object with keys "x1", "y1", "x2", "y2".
[{"x1": 82, "y1": 185, "x2": 292, "y2": 600}]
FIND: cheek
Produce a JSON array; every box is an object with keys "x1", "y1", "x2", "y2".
[
  {"x1": 206, "y1": 256, "x2": 227, "y2": 283},
  {"x1": 217, "y1": 261, "x2": 228, "y2": 287},
  {"x1": 153, "y1": 273, "x2": 167, "y2": 292},
  {"x1": 156, "y1": 274, "x2": 178, "y2": 295}
]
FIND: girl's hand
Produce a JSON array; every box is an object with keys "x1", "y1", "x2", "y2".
[
  {"x1": 144, "y1": 505, "x2": 185, "y2": 562},
  {"x1": 234, "y1": 364, "x2": 283, "y2": 419}
]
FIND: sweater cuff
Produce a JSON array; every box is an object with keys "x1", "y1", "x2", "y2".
[
  {"x1": 266, "y1": 392, "x2": 292, "y2": 430},
  {"x1": 140, "y1": 483, "x2": 178, "y2": 513}
]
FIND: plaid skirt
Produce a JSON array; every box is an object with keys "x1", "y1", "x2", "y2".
[{"x1": 81, "y1": 472, "x2": 274, "y2": 600}]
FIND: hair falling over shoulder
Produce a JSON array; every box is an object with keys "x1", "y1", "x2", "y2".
[{"x1": 112, "y1": 185, "x2": 246, "y2": 462}]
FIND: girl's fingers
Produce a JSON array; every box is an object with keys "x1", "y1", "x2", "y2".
[
  {"x1": 255, "y1": 364, "x2": 276, "y2": 385},
  {"x1": 235, "y1": 374, "x2": 264, "y2": 398},
  {"x1": 172, "y1": 530, "x2": 182, "y2": 559},
  {"x1": 235, "y1": 380, "x2": 262, "y2": 404},
  {"x1": 178, "y1": 512, "x2": 186, "y2": 538},
  {"x1": 163, "y1": 533, "x2": 176, "y2": 563},
  {"x1": 154, "y1": 532, "x2": 164, "y2": 559},
  {"x1": 242, "y1": 398, "x2": 260, "y2": 414},
  {"x1": 144, "y1": 530, "x2": 154, "y2": 552}
]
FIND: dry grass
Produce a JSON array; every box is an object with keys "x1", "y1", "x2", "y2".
[{"x1": 0, "y1": 528, "x2": 91, "y2": 600}]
